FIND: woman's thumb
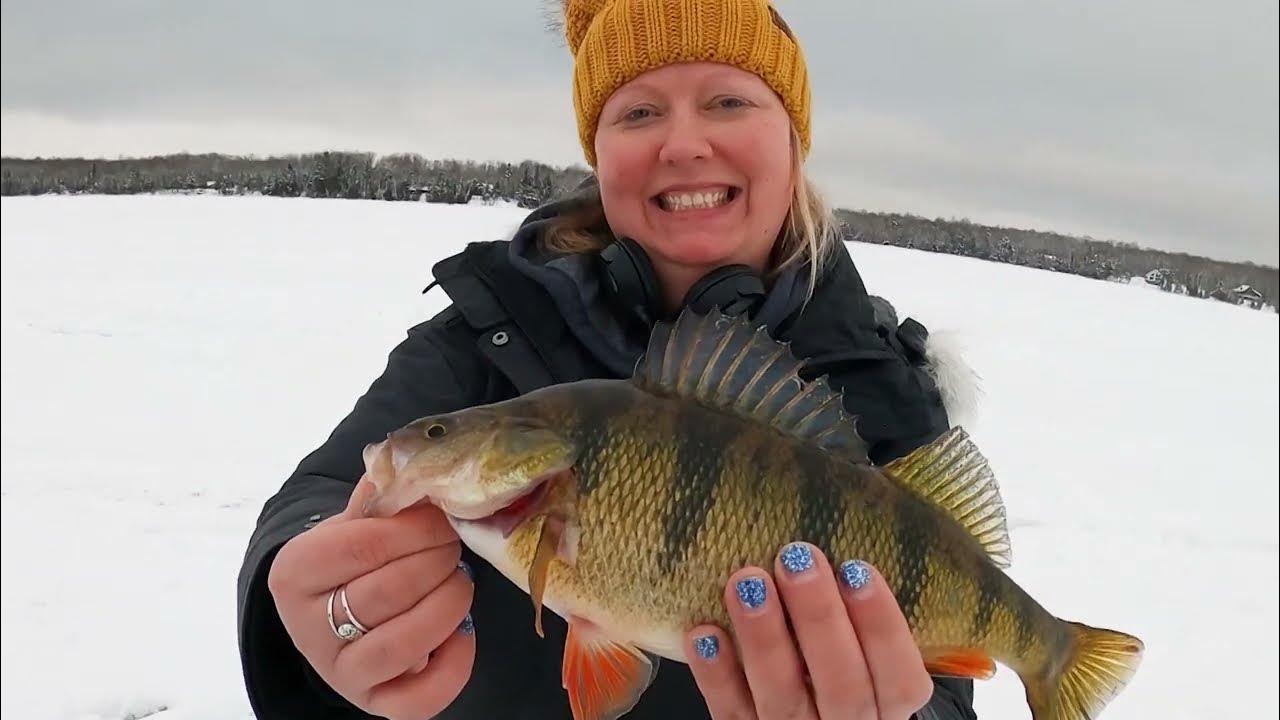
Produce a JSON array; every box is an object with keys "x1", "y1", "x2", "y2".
[
  {"x1": 340, "y1": 472, "x2": 378, "y2": 520},
  {"x1": 339, "y1": 439, "x2": 393, "y2": 520}
]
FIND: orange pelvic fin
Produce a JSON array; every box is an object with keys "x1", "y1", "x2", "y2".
[
  {"x1": 561, "y1": 617, "x2": 657, "y2": 720},
  {"x1": 922, "y1": 647, "x2": 997, "y2": 680}
]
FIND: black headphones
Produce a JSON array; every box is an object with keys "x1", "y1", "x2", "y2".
[{"x1": 596, "y1": 237, "x2": 768, "y2": 331}]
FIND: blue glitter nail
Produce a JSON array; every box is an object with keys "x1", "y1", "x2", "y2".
[
  {"x1": 694, "y1": 635, "x2": 720, "y2": 660},
  {"x1": 736, "y1": 577, "x2": 767, "y2": 609},
  {"x1": 459, "y1": 613, "x2": 475, "y2": 635},
  {"x1": 839, "y1": 560, "x2": 872, "y2": 590},
  {"x1": 780, "y1": 543, "x2": 813, "y2": 574}
]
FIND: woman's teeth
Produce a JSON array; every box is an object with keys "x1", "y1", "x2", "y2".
[{"x1": 658, "y1": 188, "x2": 733, "y2": 212}]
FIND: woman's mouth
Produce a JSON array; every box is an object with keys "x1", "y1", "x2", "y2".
[{"x1": 652, "y1": 186, "x2": 740, "y2": 213}]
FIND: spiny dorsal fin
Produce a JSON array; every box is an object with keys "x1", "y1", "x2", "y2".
[
  {"x1": 632, "y1": 308, "x2": 868, "y2": 461},
  {"x1": 882, "y1": 427, "x2": 1012, "y2": 568}
]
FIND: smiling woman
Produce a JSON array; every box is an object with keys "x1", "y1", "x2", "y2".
[
  {"x1": 549, "y1": 91, "x2": 838, "y2": 315},
  {"x1": 238, "y1": 2, "x2": 983, "y2": 720},
  {"x1": 593, "y1": 62, "x2": 798, "y2": 289}
]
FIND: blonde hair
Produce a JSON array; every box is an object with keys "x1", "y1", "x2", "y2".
[{"x1": 540, "y1": 126, "x2": 841, "y2": 301}]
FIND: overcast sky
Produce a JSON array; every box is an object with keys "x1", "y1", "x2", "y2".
[{"x1": 2, "y1": 0, "x2": 1276, "y2": 265}]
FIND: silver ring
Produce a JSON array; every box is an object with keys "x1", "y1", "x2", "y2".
[
  {"x1": 340, "y1": 586, "x2": 371, "y2": 634},
  {"x1": 327, "y1": 587, "x2": 364, "y2": 641}
]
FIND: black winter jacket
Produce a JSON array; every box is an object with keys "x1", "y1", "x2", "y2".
[{"x1": 236, "y1": 202, "x2": 979, "y2": 720}]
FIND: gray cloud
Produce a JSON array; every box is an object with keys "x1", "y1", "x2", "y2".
[{"x1": 3, "y1": 0, "x2": 1275, "y2": 264}]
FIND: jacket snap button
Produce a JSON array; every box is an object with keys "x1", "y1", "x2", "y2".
[{"x1": 491, "y1": 331, "x2": 510, "y2": 346}]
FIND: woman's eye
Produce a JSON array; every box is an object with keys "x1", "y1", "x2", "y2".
[
  {"x1": 623, "y1": 107, "x2": 653, "y2": 122},
  {"x1": 715, "y1": 97, "x2": 748, "y2": 110}
]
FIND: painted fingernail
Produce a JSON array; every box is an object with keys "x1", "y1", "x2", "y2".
[
  {"x1": 839, "y1": 560, "x2": 872, "y2": 590},
  {"x1": 694, "y1": 635, "x2": 720, "y2": 660},
  {"x1": 459, "y1": 613, "x2": 475, "y2": 635},
  {"x1": 458, "y1": 560, "x2": 474, "y2": 580},
  {"x1": 780, "y1": 543, "x2": 814, "y2": 574},
  {"x1": 736, "y1": 577, "x2": 767, "y2": 609}
]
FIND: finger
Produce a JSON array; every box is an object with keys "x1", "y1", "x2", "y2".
[
  {"x1": 308, "y1": 472, "x2": 376, "y2": 529},
  {"x1": 339, "y1": 542, "x2": 462, "y2": 632},
  {"x1": 333, "y1": 567, "x2": 473, "y2": 688},
  {"x1": 367, "y1": 618, "x2": 476, "y2": 720},
  {"x1": 340, "y1": 472, "x2": 379, "y2": 520},
  {"x1": 683, "y1": 625, "x2": 756, "y2": 720},
  {"x1": 274, "y1": 503, "x2": 460, "y2": 595},
  {"x1": 773, "y1": 543, "x2": 876, "y2": 719},
  {"x1": 837, "y1": 560, "x2": 935, "y2": 718},
  {"x1": 724, "y1": 567, "x2": 818, "y2": 720}
]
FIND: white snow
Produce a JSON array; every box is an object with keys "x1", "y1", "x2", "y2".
[{"x1": 2, "y1": 194, "x2": 1276, "y2": 720}]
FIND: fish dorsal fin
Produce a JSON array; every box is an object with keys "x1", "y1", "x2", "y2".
[
  {"x1": 882, "y1": 427, "x2": 1012, "y2": 568},
  {"x1": 632, "y1": 308, "x2": 868, "y2": 461}
]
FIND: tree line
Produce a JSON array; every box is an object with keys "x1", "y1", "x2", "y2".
[
  {"x1": 0, "y1": 152, "x2": 592, "y2": 208},
  {"x1": 2, "y1": 152, "x2": 1274, "y2": 312},
  {"x1": 836, "y1": 209, "x2": 1277, "y2": 311}
]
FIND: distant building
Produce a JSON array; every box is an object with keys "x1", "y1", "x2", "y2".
[
  {"x1": 1232, "y1": 285, "x2": 1266, "y2": 308},
  {"x1": 1211, "y1": 283, "x2": 1266, "y2": 309}
]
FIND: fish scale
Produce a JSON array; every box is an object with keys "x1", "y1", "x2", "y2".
[{"x1": 364, "y1": 308, "x2": 1144, "y2": 720}]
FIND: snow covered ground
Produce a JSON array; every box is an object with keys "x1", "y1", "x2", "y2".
[{"x1": 2, "y1": 194, "x2": 1276, "y2": 719}]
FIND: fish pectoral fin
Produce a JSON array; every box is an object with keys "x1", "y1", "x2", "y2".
[
  {"x1": 921, "y1": 646, "x2": 997, "y2": 680},
  {"x1": 529, "y1": 515, "x2": 565, "y2": 639},
  {"x1": 558, "y1": 519, "x2": 581, "y2": 564},
  {"x1": 562, "y1": 617, "x2": 657, "y2": 720},
  {"x1": 527, "y1": 467, "x2": 583, "y2": 639}
]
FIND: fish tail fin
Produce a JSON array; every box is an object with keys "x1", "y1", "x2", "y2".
[{"x1": 1025, "y1": 621, "x2": 1144, "y2": 720}]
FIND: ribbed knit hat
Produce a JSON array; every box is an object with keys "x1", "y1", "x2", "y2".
[{"x1": 559, "y1": 0, "x2": 811, "y2": 167}]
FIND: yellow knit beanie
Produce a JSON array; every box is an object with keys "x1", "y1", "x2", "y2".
[{"x1": 561, "y1": 0, "x2": 811, "y2": 167}]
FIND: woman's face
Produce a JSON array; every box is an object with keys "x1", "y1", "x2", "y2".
[{"x1": 594, "y1": 62, "x2": 794, "y2": 288}]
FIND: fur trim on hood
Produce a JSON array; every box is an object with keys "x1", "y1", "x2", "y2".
[{"x1": 923, "y1": 329, "x2": 984, "y2": 431}]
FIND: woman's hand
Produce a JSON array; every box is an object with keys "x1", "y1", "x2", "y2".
[
  {"x1": 267, "y1": 475, "x2": 476, "y2": 720},
  {"x1": 684, "y1": 543, "x2": 935, "y2": 720}
]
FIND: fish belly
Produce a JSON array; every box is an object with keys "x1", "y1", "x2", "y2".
[{"x1": 451, "y1": 512, "x2": 688, "y2": 660}]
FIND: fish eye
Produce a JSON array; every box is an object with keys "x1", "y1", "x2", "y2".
[{"x1": 426, "y1": 423, "x2": 447, "y2": 439}]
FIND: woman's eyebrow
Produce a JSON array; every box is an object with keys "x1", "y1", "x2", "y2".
[
  {"x1": 696, "y1": 73, "x2": 764, "y2": 95},
  {"x1": 607, "y1": 81, "x2": 663, "y2": 106}
]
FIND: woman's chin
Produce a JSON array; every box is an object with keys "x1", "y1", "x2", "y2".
[{"x1": 649, "y1": 234, "x2": 748, "y2": 269}]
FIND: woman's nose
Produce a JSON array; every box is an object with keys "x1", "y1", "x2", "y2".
[{"x1": 657, "y1": 113, "x2": 713, "y2": 165}]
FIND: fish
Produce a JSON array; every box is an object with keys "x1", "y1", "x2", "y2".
[{"x1": 360, "y1": 308, "x2": 1144, "y2": 720}]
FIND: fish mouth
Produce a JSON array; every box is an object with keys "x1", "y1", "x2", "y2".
[{"x1": 449, "y1": 463, "x2": 572, "y2": 537}]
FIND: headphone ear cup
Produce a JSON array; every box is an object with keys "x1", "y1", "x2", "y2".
[
  {"x1": 682, "y1": 264, "x2": 767, "y2": 318},
  {"x1": 598, "y1": 237, "x2": 663, "y2": 328}
]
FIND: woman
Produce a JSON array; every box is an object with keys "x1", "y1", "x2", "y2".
[{"x1": 237, "y1": 2, "x2": 978, "y2": 718}]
